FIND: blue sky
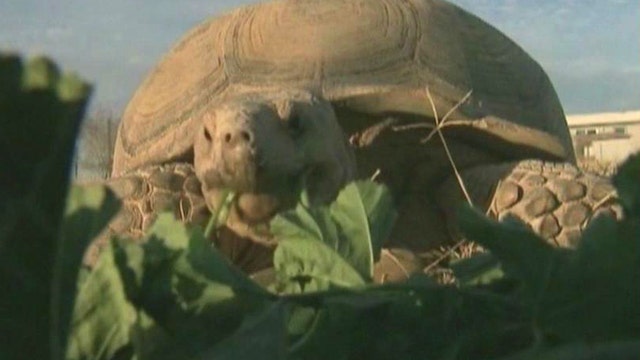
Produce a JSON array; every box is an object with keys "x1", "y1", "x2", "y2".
[{"x1": 2, "y1": 0, "x2": 638, "y2": 115}]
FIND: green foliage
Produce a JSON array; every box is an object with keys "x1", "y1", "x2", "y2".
[
  {"x1": 613, "y1": 152, "x2": 640, "y2": 217},
  {"x1": 450, "y1": 252, "x2": 504, "y2": 286},
  {"x1": 67, "y1": 214, "x2": 273, "y2": 359},
  {"x1": 0, "y1": 53, "x2": 91, "y2": 360},
  {"x1": 271, "y1": 181, "x2": 396, "y2": 292},
  {"x1": 62, "y1": 154, "x2": 640, "y2": 360},
  {"x1": 56, "y1": 185, "x2": 120, "y2": 359},
  {"x1": 64, "y1": 212, "x2": 526, "y2": 360}
]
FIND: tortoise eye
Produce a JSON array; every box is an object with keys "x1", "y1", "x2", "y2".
[{"x1": 203, "y1": 127, "x2": 212, "y2": 142}]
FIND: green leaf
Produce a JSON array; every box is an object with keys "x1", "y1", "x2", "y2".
[
  {"x1": 56, "y1": 72, "x2": 91, "y2": 102},
  {"x1": 613, "y1": 151, "x2": 640, "y2": 217},
  {"x1": 198, "y1": 301, "x2": 288, "y2": 359},
  {"x1": 139, "y1": 215, "x2": 273, "y2": 355},
  {"x1": 355, "y1": 180, "x2": 397, "y2": 260},
  {"x1": 450, "y1": 252, "x2": 504, "y2": 286},
  {"x1": 457, "y1": 205, "x2": 561, "y2": 298},
  {"x1": 0, "y1": 53, "x2": 90, "y2": 360},
  {"x1": 271, "y1": 181, "x2": 396, "y2": 291},
  {"x1": 54, "y1": 185, "x2": 120, "y2": 359},
  {"x1": 328, "y1": 183, "x2": 375, "y2": 278},
  {"x1": 66, "y1": 240, "x2": 141, "y2": 360},
  {"x1": 278, "y1": 280, "x2": 526, "y2": 360},
  {"x1": 538, "y1": 215, "x2": 640, "y2": 341},
  {"x1": 502, "y1": 340, "x2": 640, "y2": 360},
  {"x1": 67, "y1": 213, "x2": 275, "y2": 359},
  {"x1": 270, "y1": 202, "x2": 328, "y2": 245},
  {"x1": 21, "y1": 56, "x2": 61, "y2": 90},
  {"x1": 274, "y1": 236, "x2": 366, "y2": 293},
  {"x1": 204, "y1": 189, "x2": 235, "y2": 238}
]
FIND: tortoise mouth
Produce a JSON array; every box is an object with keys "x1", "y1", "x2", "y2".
[
  {"x1": 200, "y1": 157, "x2": 307, "y2": 222},
  {"x1": 201, "y1": 157, "x2": 305, "y2": 195},
  {"x1": 235, "y1": 193, "x2": 285, "y2": 224}
]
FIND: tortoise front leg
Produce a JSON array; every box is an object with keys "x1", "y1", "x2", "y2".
[
  {"x1": 82, "y1": 163, "x2": 209, "y2": 266},
  {"x1": 436, "y1": 159, "x2": 623, "y2": 248},
  {"x1": 83, "y1": 163, "x2": 272, "y2": 273}
]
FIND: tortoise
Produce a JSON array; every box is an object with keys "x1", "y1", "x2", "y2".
[{"x1": 93, "y1": 0, "x2": 621, "y2": 280}]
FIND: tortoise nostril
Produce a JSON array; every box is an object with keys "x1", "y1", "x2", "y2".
[
  {"x1": 223, "y1": 130, "x2": 253, "y2": 146},
  {"x1": 241, "y1": 130, "x2": 252, "y2": 142}
]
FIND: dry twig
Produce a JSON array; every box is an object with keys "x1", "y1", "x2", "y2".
[
  {"x1": 406, "y1": 87, "x2": 476, "y2": 274},
  {"x1": 422, "y1": 87, "x2": 474, "y2": 206}
]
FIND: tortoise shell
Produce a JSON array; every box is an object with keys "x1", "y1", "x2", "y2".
[{"x1": 113, "y1": 0, "x2": 574, "y2": 176}]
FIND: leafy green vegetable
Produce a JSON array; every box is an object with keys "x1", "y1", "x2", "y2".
[
  {"x1": 356, "y1": 180, "x2": 397, "y2": 260},
  {"x1": 66, "y1": 237, "x2": 142, "y2": 360},
  {"x1": 197, "y1": 301, "x2": 289, "y2": 359},
  {"x1": 61, "y1": 154, "x2": 640, "y2": 359},
  {"x1": 274, "y1": 236, "x2": 367, "y2": 292},
  {"x1": 204, "y1": 189, "x2": 235, "y2": 238},
  {"x1": 67, "y1": 214, "x2": 273, "y2": 359},
  {"x1": 0, "y1": 53, "x2": 91, "y2": 360},
  {"x1": 271, "y1": 181, "x2": 397, "y2": 292},
  {"x1": 450, "y1": 252, "x2": 504, "y2": 286},
  {"x1": 502, "y1": 340, "x2": 640, "y2": 360},
  {"x1": 55, "y1": 185, "x2": 120, "y2": 359},
  {"x1": 613, "y1": 152, "x2": 640, "y2": 217}
]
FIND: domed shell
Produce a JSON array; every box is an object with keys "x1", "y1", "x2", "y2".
[{"x1": 113, "y1": 0, "x2": 575, "y2": 176}]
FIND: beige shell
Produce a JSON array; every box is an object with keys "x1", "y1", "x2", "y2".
[{"x1": 112, "y1": 0, "x2": 575, "y2": 175}]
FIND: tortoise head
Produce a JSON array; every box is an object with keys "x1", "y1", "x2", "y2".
[{"x1": 193, "y1": 93, "x2": 356, "y2": 222}]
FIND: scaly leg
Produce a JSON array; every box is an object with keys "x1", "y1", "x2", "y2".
[{"x1": 437, "y1": 159, "x2": 622, "y2": 247}]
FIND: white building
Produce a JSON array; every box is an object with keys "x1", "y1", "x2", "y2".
[{"x1": 566, "y1": 110, "x2": 640, "y2": 163}]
